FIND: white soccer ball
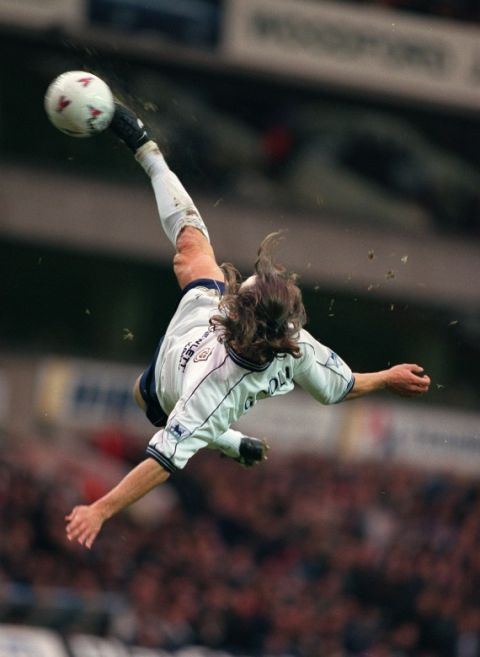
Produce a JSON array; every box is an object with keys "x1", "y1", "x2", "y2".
[{"x1": 44, "y1": 71, "x2": 114, "y2": 138}]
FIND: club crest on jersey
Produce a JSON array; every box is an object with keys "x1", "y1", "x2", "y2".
[
  {"x1": 193, "y1": 346, "x2": 213, "y2": 363},
  {"x1": 179, "y1": 331, "x2": 210, "y2": 371}
]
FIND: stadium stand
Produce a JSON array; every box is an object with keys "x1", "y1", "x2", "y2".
[
  {"x1": 3, "y1": 51, "x2": 480, "y2": 236},
  {"x1": 2, "y1": 445, "x2": 480, "y2": 656}
]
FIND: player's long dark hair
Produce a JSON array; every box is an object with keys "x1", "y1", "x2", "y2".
[{"x1": 210, "y1": 232, "x2": 307, "y2": 364}]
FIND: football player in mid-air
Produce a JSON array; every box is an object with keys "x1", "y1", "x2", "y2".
[{"x1": 66, "y1": 104, "x2": 430, "y2": 549}]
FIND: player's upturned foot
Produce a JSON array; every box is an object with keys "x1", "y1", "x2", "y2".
[
  {"x1": 235, "y1": 437, "x2": 269, "y2": 468},
  {"x1": 109, "y1": 102, "x2": 150, "y2": 153}
]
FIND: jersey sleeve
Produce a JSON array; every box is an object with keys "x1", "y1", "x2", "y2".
[
  {"x1": 293, "y1": 330, "x2": 355, "y2": 405},
  {"x1": 146, "y1": 373, "x2": 236, "y2": 472}
]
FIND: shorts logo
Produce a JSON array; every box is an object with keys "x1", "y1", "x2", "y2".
[
  {"x1": 193, "y1": 346, "x2": 213, "y2": 363},
  {"x1": 169, "y1": 422, "x2": 190, "y2": 440}
]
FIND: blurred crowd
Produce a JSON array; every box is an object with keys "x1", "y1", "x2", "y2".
[{"x1": 2, "y1": 440, "x2": 480, "y2": 657}]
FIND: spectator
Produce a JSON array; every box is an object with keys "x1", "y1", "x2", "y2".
[{"x1": 2, "y1": 448, "x2": 480, "y2": 656}]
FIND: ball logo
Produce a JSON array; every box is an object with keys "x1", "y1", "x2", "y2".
[
  {"x1": 56, "y1": 95, "x2": 71, "y2": 112},
  {"x1": 88, "y1": 105, "x2": 103, "y2": 119},
  {"x1": 78, "y1": 76, "x2": 94, "y2": 87},
  {"x1": 86, "y1": 105, "x2": 104, "y2": 133}
]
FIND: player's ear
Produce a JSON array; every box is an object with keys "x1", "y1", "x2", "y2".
[{"x1": 239, "y1": 275, "x2": 257, "y2": 291}]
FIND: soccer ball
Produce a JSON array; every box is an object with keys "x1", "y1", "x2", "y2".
[{"x1": 44, "y1": 71, "x2": 114, "y2": 138}]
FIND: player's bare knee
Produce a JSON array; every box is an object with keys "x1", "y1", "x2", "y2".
[
  {"x1": 174, "y1": 236, "x2": 210, "y2": 274},
  {"x1": 174, "y1": 227, "x2": 223, "y2": 288},
  {"x1": 173, "y1": 251, "x2": 189, "y2": 276},
  {"x1": 176, "y1": 226, "x2": 210, "y2": 256}
]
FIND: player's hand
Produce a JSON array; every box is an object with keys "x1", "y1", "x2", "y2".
[
  {"x1": 65, "y1": 504, "x2": 105, "y2": 549},
  {"x1": 385, "y1": 364, "x2": 430, "y2": 397},
  {"x1": 235, "y1": 437, "x2": 270, "y2": 468}
]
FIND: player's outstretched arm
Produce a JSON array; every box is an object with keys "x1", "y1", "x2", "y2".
[
  {"x1": 65, "y1": 458, "x2": 169, "y2": 549},
  {"x1": 346, "y1": 363, "x2": 430, "y2": 399}
]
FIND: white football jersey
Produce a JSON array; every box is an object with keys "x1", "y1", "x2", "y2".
[{"x1": 146, "y1": 283, "x2": 354, "y2": 472}]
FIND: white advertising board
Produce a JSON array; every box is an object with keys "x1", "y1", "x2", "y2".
[
  {"x1": 344, "y1": 401, "x2": 480, "y2": 475},
  {"x1": 0, "y1": 625, "x2": 67, "y2": 657},
  {"x1": 34, "y1": 357, "x2": 151, "y2": 434},
  {"x1": 69, "y1": 634, "x2": 130, "y2": 657},
  {"x1": 0, "y1": 0, "x2": 83, "y2": 29},
  {"x1": 223, "y1": 0, "x2": 480, "y2": 110}
]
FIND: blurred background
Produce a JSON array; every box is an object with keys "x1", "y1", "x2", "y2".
[{"x1": 0, "y1": 0, "x2": 480, "y2": 656}]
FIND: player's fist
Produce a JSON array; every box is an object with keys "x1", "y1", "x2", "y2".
[{"x1": 385, "y1": 363, "x2": 430, "y2": 397}]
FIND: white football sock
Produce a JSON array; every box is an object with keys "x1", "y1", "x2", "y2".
[{"x1": 135, "y1": 141, "x2": 210, "y2": 247}]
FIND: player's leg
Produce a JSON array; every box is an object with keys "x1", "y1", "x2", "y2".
[
  {"x1": 110, "y1": 104, "x2": 223, "y2": 289},
  {"x1": 133, "y1": 375, "x2": 146, "y2": 411},
  {"x1": 173, "y1": 226, "x2": 224, "y2": 290},
  {"x1": 136, "y1": 144, "x2": 224, "y2": 288},
  {"x1": 133, "y1": 337, "x2": 169, "y2": 427}
]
